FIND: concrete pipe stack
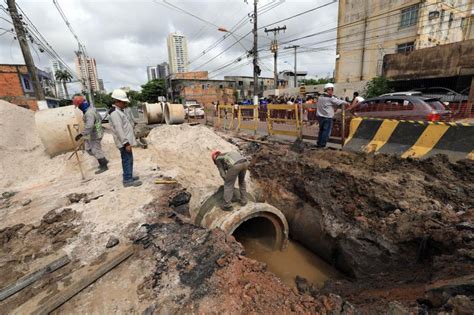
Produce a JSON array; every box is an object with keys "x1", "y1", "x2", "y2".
[
  {"x1": 35, "y1": 105, "x2": 84, "y2": 157},
  {"x1": 144, "y1": 102, "x2": 185, "y2": 125}
]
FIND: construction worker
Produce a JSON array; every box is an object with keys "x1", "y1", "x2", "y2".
[
  {"x1": 73, "y1": 95, "x2": 108, "y2": 174},
  {"x1": 109, "y1": 89, "x2": 142, "y2": 187},
  {"x1": 315, "y1": 83, "x2": 349, "y2": 148},
  {"x1": 211, "y1": 150, "x2": 249, "y2": 211}
]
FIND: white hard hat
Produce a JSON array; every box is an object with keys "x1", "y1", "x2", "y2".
[
  {"x1": 324, "y1": 83, "x2": 335, "y2": 90},
  {"x1": 111, "y1": 89, "x2": 129, "y2": 102}
]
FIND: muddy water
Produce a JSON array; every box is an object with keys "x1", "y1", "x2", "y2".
[{"x1": 237, "y1": 233, "x2": 339, "y2": 290}]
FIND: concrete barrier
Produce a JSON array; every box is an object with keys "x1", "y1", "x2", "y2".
[{"x1": 344, "y1": 118, "x2": 474, "y2": 161}]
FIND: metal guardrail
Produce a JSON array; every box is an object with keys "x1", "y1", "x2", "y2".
[
  {"x1": 237, "y1": 105, "x2": 258, "y2": 133},
  {"x1": 216, "y1": 105, "x2": 235, "y2": 130},
  {"x1": 266, "y1": 104, "x2": 302, "y2": 138}
]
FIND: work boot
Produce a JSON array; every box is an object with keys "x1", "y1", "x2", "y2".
[
  {"x1": 133, "y1": 176, "x2": 140, "y2": 181},
  {"x1": 123, "y1": 180, "x2": 142, "y2": 187},
  {"x1": 221, "y1": 203, "x2": 233, "y2": 211},
  {"x1": 95, "y1": 158, "x2": 109, "y2": 174},
  {"x1": 240, "y1": 198, "x2": 248, "y2": 206}
]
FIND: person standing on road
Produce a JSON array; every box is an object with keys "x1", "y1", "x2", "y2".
[
  {"x1": 109, "y1": 89, "x2": 142, "y2": 187},
  {"x1": 315, "y1": 83, "x2": 349, "y2": 148},
  {"x1": 211, "y1": 150, "x2": 249, "y2": 211},
  {"x1": 73, "y1": 95, "x2": 108, "y2": 174}
]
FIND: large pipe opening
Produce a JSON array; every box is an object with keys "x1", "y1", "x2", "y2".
[{"x1": 233, "y1": 217, "x2": 277, "y2": 250}]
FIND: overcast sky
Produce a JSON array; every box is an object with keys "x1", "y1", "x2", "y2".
[{"x1": 0, "y1": 0, "x2": 338, "y2": 93}]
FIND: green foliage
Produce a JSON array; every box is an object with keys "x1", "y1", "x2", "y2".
[
  {"x1": 299, "y1": 77, "x2": 334, "y2": 85},
  {"x1": 127, "y1": 90, "x2": 143, "y2": 107},
  {"x1": 93, "y1": 92, "x2": 114, "y2": 108},
  {"x1": 140, "y1": 79, "x2": 166, "y2": 103},
  {"x1": 54, "y1": 69, "x2": 73, "y2": 100},
  {"x1": 363, "y1": 77, "x2": 392, "y2": 98}
]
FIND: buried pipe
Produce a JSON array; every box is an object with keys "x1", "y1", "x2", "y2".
[{"x1": 191, "y1": 186, "x2": 289, "y2": 250}]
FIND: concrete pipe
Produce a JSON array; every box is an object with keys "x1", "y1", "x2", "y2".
[
  {"x1": 144, "y1": 102, "x2": 164, "y2": 125},
  {"x1": 35, "y1": 105, "x2": 84, "y2": 157},
  {"x1": 191, "y1": 187, "x2": 289, "y2": 250},
  {"x1": 164, "y1": 103, "x2": 185, "y2": 125}
]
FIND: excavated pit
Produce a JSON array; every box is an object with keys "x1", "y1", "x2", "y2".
[{"x1": 246, "y1": 140, "x2": 474, "y2": 313}]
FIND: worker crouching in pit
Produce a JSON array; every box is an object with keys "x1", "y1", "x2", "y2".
[
  {"x1": 211, "y1": 150, "x2": 249, "y2": 211},
  {"x1": 73, "y1": 95, "x2": 109, "y2": 174}
]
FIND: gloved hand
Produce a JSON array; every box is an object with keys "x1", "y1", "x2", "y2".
[{"x1": 75, "y1": 133, "x2": 83, "y2": 141}]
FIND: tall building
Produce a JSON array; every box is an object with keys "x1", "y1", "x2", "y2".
[
  {"x1": 157, "y1": 62, "x2": 170, "y2": 79},
  {"x1": 50, "y1": 59, "x2": 65, "y2": 98},
  {"x1": 335, "y1": 0, "x2": 473, "y2": 83},
  {"x1": 167, "y1": 33, "x2": 189, "y2": 74},
  {"x1": 75, "y1": 51, "x2": 100, "y2": 92},
  {"x1": 147, "y1": 66, "x2": 158, "y2": 81}
]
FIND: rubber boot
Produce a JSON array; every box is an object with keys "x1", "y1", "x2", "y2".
[{"x1": 95, "y1": 158, "x2": 109, "y2": 174}]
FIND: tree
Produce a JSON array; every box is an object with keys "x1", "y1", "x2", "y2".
[
  {"x1": 300, "y1": 77, "x2": 334, "y2": 85},
  {"x1": 54, "y1": 69, "x2": 73, "y2": 99},
  {"x1": 127, "y1": 90, "x2": 143, "y2": 107},
  {"x1": 140, "y1": 79, "x2": 166, "y2": 103},
  {"x1": 363, "y1": 77, "x2": 392, "y2": 98},
  {"x1": 93, "y1": 91, "x2": 114, "y2": 108}
]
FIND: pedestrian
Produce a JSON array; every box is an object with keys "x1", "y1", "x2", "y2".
[
  {"x1": 315, "y1": 83, "x2": 349, "y2": 148},
  {"x1": 73, "y1": 95, "x2": 108, "y2": 174},
  {"x1": 350, "y1": 91, "x2": 364, "y2": 110},
  {"x1": 211, "y1": 150, "x2": 249, "y2": 211},
  {"x1": 109, "y1": 89, "x2": 142, "y2": 187}
]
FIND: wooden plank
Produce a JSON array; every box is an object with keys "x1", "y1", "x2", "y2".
[
  {"x1": 0, "y1": 256, "x2": 70, "y2": 301},
  {"x1": 30, "y1": 246, "x2": 134, "y2": 315},
  {"x1": 67, "y1": 125, "x2": 85, "y2": 180}
]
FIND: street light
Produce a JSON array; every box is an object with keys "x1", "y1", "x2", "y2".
[{"x1": 218, "y1": 27, "x2": 248, "y2": 52}]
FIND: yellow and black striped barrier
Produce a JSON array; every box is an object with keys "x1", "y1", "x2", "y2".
[{"x1": 344, "y1": 117, "x2": 474, "y2": 161}]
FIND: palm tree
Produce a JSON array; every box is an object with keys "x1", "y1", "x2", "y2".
[{"x1": 54, "y1": 69, "x2": 73, "y2": 99}]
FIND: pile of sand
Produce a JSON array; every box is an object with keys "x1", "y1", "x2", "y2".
[
  {"x1": 147, "y1": 124, "x2": 246, "y2": 210},
  {"x1": 0, "y1": 100, "x2": 42, "y2": 150}
]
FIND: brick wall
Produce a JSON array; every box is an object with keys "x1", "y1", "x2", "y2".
[
  {"x1": 0, "y1": 64, "x2": 38, "y2": 110},
  {"x1": 173, "y1": 71, "x2": 208, "y2": 80}
]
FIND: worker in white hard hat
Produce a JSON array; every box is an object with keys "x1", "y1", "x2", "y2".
[
  {"x1": 314, "y1": 83, "x2": 349, "y2": 148},
  {"x1": 109, "y1": 89, "x2": 142, "y2": 187}
]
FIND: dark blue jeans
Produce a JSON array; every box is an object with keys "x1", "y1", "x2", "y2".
[
  {"x1": 119, "y1": 147, "x2": 134, "y2": 182},
  {"x1": 316, "y1": 116, "x2": 333, "y2": 147}
]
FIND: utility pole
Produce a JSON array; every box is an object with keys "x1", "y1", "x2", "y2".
[
  {"x1": 264, "y1": 25, "x2": 286, "y2": 90},
  {"x1": 284, "y1": 45, "x2": 300, "y2": 88},
  {"x1": 251, "y1": 0, "x2": 259, "y2": 105},
  {"x1": 7, "y1": 0, "x2": 45, "y2": 101}
]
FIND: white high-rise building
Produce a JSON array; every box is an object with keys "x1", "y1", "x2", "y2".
[
  {"x1": 167, "y1": 33, "x2": 189, "y2": 74},
  {"x1": 50, "y1": 59, "x2": 65, "y2": 98},
  {"x1": 75, "y1": 51, "x2": 100, "y2": 92},
  {"x1": 147, "y1": 66, "x2": 158, "y2": 81}
]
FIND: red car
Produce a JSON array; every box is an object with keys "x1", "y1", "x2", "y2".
[{"x1": 332, "y1": 95, "x2": 451, "y2": 137}]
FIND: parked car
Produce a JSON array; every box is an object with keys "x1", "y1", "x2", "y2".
[
  {"x1": 96, "y1": 108, "x2": 109, "y2": 122},
  {"x1": 380, "y1": 91, "x2": 422, "y2": 97},
  {"x1": 184, "y1": 104, "x2": 205, "y2": 119},
  {"x1": 349, "y1": 95, "x2": 452, "y2": 121},
  {"x1": 332, "y1": 95, "x2": 451, "y2": 138},
  {"x1": 412, "y1": 87, "x2": 468, "y2": 103}
]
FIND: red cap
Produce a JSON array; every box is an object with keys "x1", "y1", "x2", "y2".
[{"x1": 211, "y1": 150, "x2": 221, "y2": 162}]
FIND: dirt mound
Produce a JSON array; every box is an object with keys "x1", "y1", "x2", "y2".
[
  {"x1": 0, "y1": 100, "x2": 41, "y2": 150},
  {"x1": 250, "y1": 143, "x2": 474, "y2": 312},
  {"x1": 147, "y1": 124, "x2": 244, "y2": 211}
]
